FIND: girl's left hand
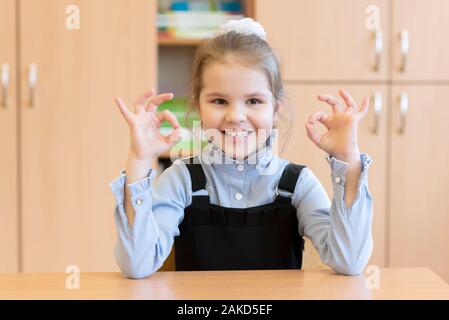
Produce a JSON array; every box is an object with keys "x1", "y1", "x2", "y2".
[{"x1": 305, "y1": 89, "x2": 369, "y2": 164}]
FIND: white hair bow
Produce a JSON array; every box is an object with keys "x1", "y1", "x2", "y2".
[{"x1": 215, "y1": 17, "x2": 267, "y2": 40}]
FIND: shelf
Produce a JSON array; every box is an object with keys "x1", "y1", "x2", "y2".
[
  {"x1": 157, "y1": 0, "x2": 255, "y2": 47},
  {"x1": 158, "y1": 35, "x2": 202, "y2": 46}
]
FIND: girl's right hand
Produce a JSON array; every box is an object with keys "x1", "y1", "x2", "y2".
[{"x1": 114, "y1": 89, "x2": 182, "y2": 160}]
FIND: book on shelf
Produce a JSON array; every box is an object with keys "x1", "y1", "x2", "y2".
[{"x1": 157, "y1": 11, "x2": 244, "y2": 39}]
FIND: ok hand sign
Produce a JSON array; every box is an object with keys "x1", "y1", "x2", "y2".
[
  {"x1": 115, "y1": 89, "x2": 182, "y2": 160},
  {"x1": 305, "y1": 89, "x2": 369, "y2": 164}
]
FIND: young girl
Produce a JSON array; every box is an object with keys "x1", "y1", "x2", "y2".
[{"x1": 110, "y1": 18, "x2": 373, "y2": 278}]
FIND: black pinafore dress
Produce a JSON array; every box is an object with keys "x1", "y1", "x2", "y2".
[{"x1": 174, "y1": 157, "x2": 306, "y2": 271}]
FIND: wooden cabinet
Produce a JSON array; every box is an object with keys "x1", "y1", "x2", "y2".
[
  {"x1": 392, "y1": 0, "x2": 449, "y2": 80},
  {"x1": 1, "y1": 0, "x2": 156, "y2": 272},
  {"x1": 257, "y1": 0, "x2": 449, "y2": 81},
  {"x1": 389, "y1": 85, "x2": 449, "y2": 282},
  {"x1": 257, "y1": 0, "x2": 449, "y2": 282},
  {"x1": 256, "y1": 0, "x2": 390, "y2": 81},
  {"x1": 0, "y1": 0, "x2": 19, "y2": 273},
  {"x1": 282, "y1": 85, "x2": 388, "y2": 267}
]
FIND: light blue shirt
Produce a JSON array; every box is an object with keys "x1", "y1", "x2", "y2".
[{"x1": 109, "y1": 142, "x2": 373, "y2": 279}]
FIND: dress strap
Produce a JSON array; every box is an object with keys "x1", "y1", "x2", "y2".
[
  {"x1": 182, "y1": 156, "x2": 305, "y2": 195},
  {"x1": 277, "y1": 163, "x2": 306, "y2": 195},
  {"x1": 182, "y1": 156, "x2": 207, "y2": 192}
]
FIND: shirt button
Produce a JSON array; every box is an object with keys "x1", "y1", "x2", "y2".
[
  {"x1": 334, "y1": 176, "x2": 342, "y2": 184},
  {"x1": 136, "y1": 197, "x2": 144, "y2": 205},
  {"x1": 255, "y1": 164, "x2": 261, "y2": 170},
  {"x1": 236, "y1": 164, "x2": 245, "y2": 172},
  {"x1": 234, "y1": 193, "x2": 243, "y2": 200}
]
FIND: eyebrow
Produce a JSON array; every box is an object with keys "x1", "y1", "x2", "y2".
[{"x1": 205, "y1": 92, "x2": 270, "y2": 98}]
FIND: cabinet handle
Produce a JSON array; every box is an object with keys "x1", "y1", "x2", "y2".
[
  {"x1": 399, "y1": 92, "x2": 408, "y2": 134},
  {"x1": 373, "y1": 29, "x2": 383, "y2": 71},
  {"x1": 1, "y1": 63, "x2": 9, "y2": 108},
  {"x1": 399, "y1": 29, "x2": 409, "y2": 72},
  {"x1": 372, "y1": 91, "x2": 382, "y2": 134},
  {"x1": 28, "y1": 63, "x2": 38, "y2": 108}
]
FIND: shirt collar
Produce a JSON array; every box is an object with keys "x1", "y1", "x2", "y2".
[{"x1": 199, "y1": 140, "x2": 274, "y2": 172}]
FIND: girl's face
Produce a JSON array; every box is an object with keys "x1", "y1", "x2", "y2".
[{"x1": 198, "y1": 61, "x2": 278, "y2": 160}]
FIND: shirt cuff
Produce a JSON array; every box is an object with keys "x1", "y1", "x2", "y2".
[
  {"x1": 108, "y1": 169, "x2": 158, "y2": 205},
  {"x1": 326, "y1": 153, "x2": 372, "y2": 210},
  {"x1": 326, "y1": 153, "x2": 372, "y2": 187}
]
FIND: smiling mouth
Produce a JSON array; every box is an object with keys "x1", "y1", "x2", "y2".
[{"x1": 221, "y1": 129, "x2": 255, "y2": 137}]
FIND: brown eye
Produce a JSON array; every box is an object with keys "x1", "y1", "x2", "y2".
[
  {"x1": 212, "y1": 99, "x2": 227, "y2": 105},
  {"x1": 248, "y1": 98, "x2": 262, "y2": 105}
]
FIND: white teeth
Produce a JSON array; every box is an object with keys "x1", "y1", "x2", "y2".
[{"x1": 224, "y1": 130, "x2": 252, "y2": 137}]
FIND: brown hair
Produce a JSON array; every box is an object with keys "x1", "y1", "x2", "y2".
[{"x1": 186, "y1": 31, "x2": 293, "y2": 153}]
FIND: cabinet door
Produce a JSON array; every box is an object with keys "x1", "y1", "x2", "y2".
[
  {"x1": 389, "y1": 85, "x2": 449, "y2": 283},
  {"x1": 0, "y1": 0, "x2": 18, "y2": 272},
  {"x1": 393, "y1": 0, "x2": 449, "y2": 81},
  {"x1": 281, "y1": 85, "x2": 388, "y2": 267},
  {"x1": 19, "y1": 0, "x2": 156, "y2": 272},
  {"x1": 256, "y1": 0, "x2": 389, "y2": 81}
]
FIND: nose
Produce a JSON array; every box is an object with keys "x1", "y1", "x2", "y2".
[{"x1": 225, "y1": 104, "x2": 247, "y2": 123}]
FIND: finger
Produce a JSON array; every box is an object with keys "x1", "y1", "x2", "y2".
[
  {"x1": 308, "y1": 110, "x2": 331, "y2": 129},
  {"x1": 134, "y1": 89, "x2": 156, "y2": 113},
  {"x1": 114, "y1": 97, "x2": 133, "y2": 122},
  {"x1": 317, "y1": 94, "x2": 344, "y2": 113},
  {"x1": 136, "y1": 88, "x2": 155, "y2": 105},
  {"x1": 146, "y1": 93, "x2": 174, "y2": 113},
  {"x1": 305, "y1": 122, "x2": 322, "y2": 147},
  {"x1": 338, "y1": 89, "x2": 357, "y2": 112},
  {"x1": 156, "y1": 109, "x2": 180, "y2": 129},
  {"x1": 163, "y1": 127, "x2": 182, "y2": 146},
  {"x1": 356, "y1": 96, "x2": 370, "y2": 119}
]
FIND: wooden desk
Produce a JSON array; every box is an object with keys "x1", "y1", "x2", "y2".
[{"x1": 1, "y1": 268, "x2": 448, "y2": 300}]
